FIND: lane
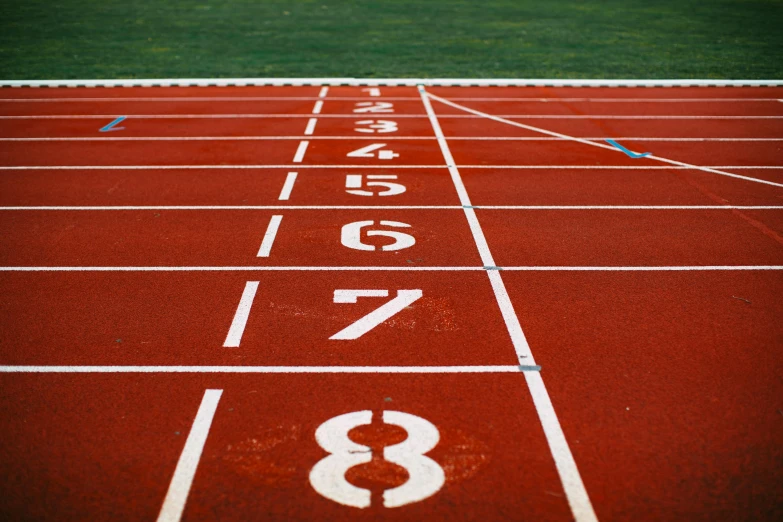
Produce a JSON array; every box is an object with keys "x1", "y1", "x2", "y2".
[
  {"x1": 0, "y1": 99, "x2": 427, "y2": 117},
  {"x1": 479, "y1": 209, "x2": 783, "y2": 266},
  {"x1": 0, "y1": 117, "x2": 436, "y2": 138},
  {"x1": 428, "y1": 86, "x2": 783, "y2": 100},
  {"x1": 447, "y1": 139, "x2": 783, "y2": 168},
  {"x1": 0, "y1": 374, "x2": 205, "y2": 521},
  {"x1": 461, "y1": 167, "x2": 783, "y2": 206},
  {"x1": 0, "y1": 139, "x2": 443, "y2": 166},
  {"x1": 502, "y1": 270, "x2": 783, "y2": 521},
  {"x1": 433, "y1": 100, "x2": 783, "y2": 117},
  {"x1": 0, "y1": 168, "x2": 458, "y2": 207},
  {"x1": 0, "y1": 209, "x2": 480, "y2": 266},
  {"x1": 0, "y1": 271, "x2": 518, "y2": 367},
  {"x1": 0, "y1": 85, "x2": 418, "y2": 100},
  {"x1": 439, "y1": 116, "x2": 783, "y2": 139},
  {"x1": 0, "y1": 373, "x2": 573, "y2": 521}
]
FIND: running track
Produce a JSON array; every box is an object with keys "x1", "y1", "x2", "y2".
[{"x1": 0, "y1": 82, "x2": 782, "y2": 521}]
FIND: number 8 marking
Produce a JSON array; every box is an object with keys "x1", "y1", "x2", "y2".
[{"x1": 309, "y1": 410, "x2": 445, "y2": 508}]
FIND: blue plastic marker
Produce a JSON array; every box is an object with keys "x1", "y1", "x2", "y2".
[
  {"x1": 605, "y1": 138, "x2": 650, "y2": 158},
  {"x1": 99, "y1": 116, "x2": 126, "y2": 132}
]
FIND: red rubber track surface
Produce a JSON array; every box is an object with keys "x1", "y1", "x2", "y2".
[{"x1": 0, "y1": 84, "x2": 782, "y2": 522}]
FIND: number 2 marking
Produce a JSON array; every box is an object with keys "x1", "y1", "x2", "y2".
[
  {"x1": 309, "y1": 410, "x2": 444, "y2": 508},
  {"x1": 330, "y1": 289, "x2": 422, "y2": 340},
  {"x1": 353, "y1": 102, "x2": 394, "y2": 113}
]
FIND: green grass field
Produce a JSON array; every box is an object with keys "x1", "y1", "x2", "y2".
[{"x1": 1, "y1": 0, "x2": 781, "y2": 80}]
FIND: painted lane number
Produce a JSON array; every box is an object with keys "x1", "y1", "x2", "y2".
[
  {"x1": 330, "y1": 289, "x2": 422, "y2": 340},
  {"x1": 353, "y1": 102, "x2": 394, "y2": 113},
  {"x1": 309, "y1": 410, "x2": 444, "y2": 508},
  {"x1": 354, "y1": 120, "x2": 398, "y2": 134},
  {"x1": 347, "y1": 143, "x2": 400, "y2": 160},
  {"x1": 346, "y1": 174, "x2": 406, "y2": 197},
  {"x1": 340, "y1": 220, "x2": 415, "y2": 251}
]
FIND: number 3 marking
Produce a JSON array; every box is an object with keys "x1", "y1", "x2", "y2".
[{"x1": 309, "y1": 410, "x2": 444, "y2": 508}]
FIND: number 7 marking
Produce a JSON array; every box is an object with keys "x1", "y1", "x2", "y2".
[{"x1": 330, "y1": 289, "x2": 422, "y2": 340}]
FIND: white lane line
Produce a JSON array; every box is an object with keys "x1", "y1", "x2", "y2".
[
  {"x1": 257, "y1": 215, "x2": 283, "y2": 257},
  {"x1": 1, "y1": 165, "x2": 779, "y2": 171},
  {"x1": 1, "y1": 265, "x2": 781, "y2": 272},
  {"x1": 2, "y1": 136, "x2": 781, "y2": 142},
  {"x1": 292, "y1": 141, "x2": 309, "y2": 163},
  {"x1": 0, "y1": 365, "x2": 526, "y2": 373},
  {"x1": 311, "y1": 101, "x2": 323, "y2": 114},
  {"x1": 157, "y1": 389, "x2": 222, "y2": 522},
  {"x1": 2, "y1": 97, "x2": 779, "y2": 103},
  {"x1": 304, "y1": 118, "x2": 318, "y2": 135},
  {"x1": 3, "y1": 114, "x2": 781, "y2": 119},
  {"x1": 523, "y1": 372, "x2": 595, "y2": 522},
  {"x1": 318, "y1": 86, "x2": 329, "y2": 98},
  {"x1": 419, "y1": 84, "x2": 598, "y2": 522},
  {"x1": 4, "y1": 205, "x2": 782, "y2": 211},
  {"x1": 427, "y1": 92, "x2": 783, "y2": 189},
  {"x1": 277, "y1": 172, "x2": 298, "y2": 201},
  {"x1": 223, "y1": 282, "x2": 259, "y2": 347}
]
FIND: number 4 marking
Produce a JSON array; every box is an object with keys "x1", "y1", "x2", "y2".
[
  {"x1": 347, "y1": 143, "x2": 399, "y2": 160},
  {"x1": 330, "y1": 289, "x2": 422, "y2": 340}
]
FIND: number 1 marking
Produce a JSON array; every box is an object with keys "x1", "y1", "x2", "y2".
[
  {"x1": 330, "y1": 289, "x2": 422, "y2": 340},
  {"x1": 362, "y1": 88, "x2": 381, "y2": 97}
]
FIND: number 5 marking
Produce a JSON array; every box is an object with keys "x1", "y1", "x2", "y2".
[
  {"x1": 309, "y1": 410, "x2": 444, "y2": 508},
  {"x1": 346, "y1": 174, "x2": 406, "y2": 197},
  {"x1": 330, "y1": 289, "x2": 422, "y2": 340}
]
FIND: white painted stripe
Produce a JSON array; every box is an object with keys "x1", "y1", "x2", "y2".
[
  {"x1": 427, "y1": 93, "x2": 783, "y2": 189},
  {"x1": 1, "y1": 265, "x2": 781, "y2": 272},
  {"x1": 1, "y1": 136, "x2": 782, "y2": 142},
  {"x1": 318, "y1": 86, "x2": 329, "y2": 98},
  {"x1": 278, "y1": 172, "x2": 298, "y2": 201},
  {"x1": 1, "y1": 78, "x2": 780, "y2": 88},
  {"x1": 2, "y1": 114, "x2": 781, "y2": 119},
  {"x1": 1, "y1": 96, "x2": 779, "y2": 103},
  {"x1": 1, "y1": 165, "x2": 779, "y2": 170},
  {"x1": 311, "y1": 101, "x2": 323, "y2": 114},
  {"x1": 292, "y1": 140, "x2": 309, "y2": 163},
  {"x1": 524, "y1": 372, "x2": 596, "y2": 522},
  {"x1": 222, "y1": 281, "x2": 259, "y2": 347},
  {"x1": 450, "y1": 97, "x2": 783, "y2": 103},
  {"x1": 419, "y1": 85, "x2": 597, "y2": 522},
  {"x1": 157, "y1": 389, "x2": 222, "y2": 522},
  {"x1": 3, "y1": 205, "x2": 782, "y2": 211},
  {"x1": 257, "y1": 215, "x2": 283, "y2": 257},
  {"x1": 303, "y1": 118, "x2": 317, "y2": 135},
  {"x1": 0, "y1": 365, "x2": 524, "y2": 373}
]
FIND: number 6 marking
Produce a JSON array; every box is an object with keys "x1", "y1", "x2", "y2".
[
  {"x1": 330, "y1": 289, "x2": 422, "y2": 340},
  {"x1": 309, "y1": 410, "x2": 444, "y2": 508}
]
